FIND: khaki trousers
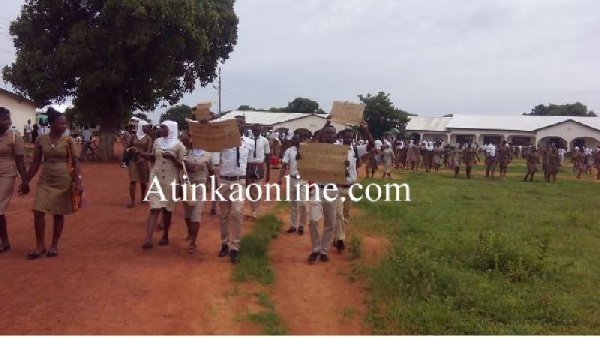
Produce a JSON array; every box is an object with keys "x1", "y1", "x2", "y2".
[
  {"x1": 334, "y1": 186, "x2": 351, "y2": 242},
  {"x1": 289, "y1": 177, "x2": 307, "y2": 229},
  {"x1": 219, "y1": 179, "x2": 245, "y2": 251},
  {"x1": 246, "y1": 176, "x2": 262, "y2": 213},
  {"x1": 309, "y1": 187, "x2": 341, "y2": 254}
]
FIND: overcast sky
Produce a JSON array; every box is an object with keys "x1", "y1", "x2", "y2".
[{"x1": 1, "y1": 0, "x2": 599, "y2": 123}]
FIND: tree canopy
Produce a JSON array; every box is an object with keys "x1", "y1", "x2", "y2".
[
  {"x1": 523, "y1": 103, "x2": 596, "y2": 117},
  {"x1": 3, "y1": 0, "x2": 238, "y2": 160},
  {"x1": 133, "y1": 113, "x2": 151, "y2": 123},
  {"x1": 160, "y1": 105, "x2": 193, "y2": 132},
  {"x1": 358, "y1": 92, "x2": 412, "y2": 138},
  {"x1": 236, "y1": 97, "x2": 326, "y2": 114}
]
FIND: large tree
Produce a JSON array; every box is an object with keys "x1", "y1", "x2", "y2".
[
  {"x1": 286, "y1": 97, "x2": 325, "y2": 114},
  {"x1": 358, "y1": 92, "x2": 412, "y2": 138},
  {"x1": 160, "y1": 104, "x2": 193, "y2": 132},
  {"x1": 523, "y1": 102, "x2": 596, "y2": 117},
  {"x1": 3, "y1": 0, "x2": 238, "y2": 160}
]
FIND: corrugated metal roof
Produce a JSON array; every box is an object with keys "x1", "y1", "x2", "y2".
[
  {"x1": 447, "y1": 114, "x2": 600, "y2": 131},
  {"x1": 405, "y1": 116, "x2": 452, "y2": 132},
  {"x1": 213, "y1": 110, "x2": 311, "y2": 125},
  {"x1": 407, "y1": 115, "x2": 600, "y2": 132}
]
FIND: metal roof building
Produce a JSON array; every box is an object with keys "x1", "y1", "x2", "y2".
[{"x1": 406, "y1": 114, "x2": 600, "y2": 150}]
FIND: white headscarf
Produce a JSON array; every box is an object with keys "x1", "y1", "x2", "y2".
[
  {"x1": 158, "y1": 120, "x2": 179, "y2": 150},
  {"x1": 136, "y1": 120, "x2": 148, "y2": 141}
]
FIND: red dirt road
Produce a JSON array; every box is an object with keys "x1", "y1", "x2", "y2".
[{"x1": 0, "y1": 148, "x2": 371, "y2": 334}]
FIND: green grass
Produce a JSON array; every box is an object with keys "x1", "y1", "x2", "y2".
[
  {"x1": 232, "y1": 214, "x2": 283, "y2": 285},
  {"x1": 247, "y1": 291, "x2": 288, "y2": 335},
  {"x1": 355, "y1": 168, "x2": 600, "y2": 335}
]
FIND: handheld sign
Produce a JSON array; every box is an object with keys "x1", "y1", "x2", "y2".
[
  {"x1": 192, "y1": 101, "x2": 213, "y2": 121},
  {"x1": 188, "y1": 119, "x2": 241, "y2": 152},
  {"x1": 329, "y1": 101, "x2": 365, "y2": 126},
  {"x1": 298, "y1": 143, "x2": 348, "y2": 185}
]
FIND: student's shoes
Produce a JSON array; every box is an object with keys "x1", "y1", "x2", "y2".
[
  {"x1": 0, "y1": 244, "x2": 10, "y2": 253},
  {"x1": 298, "y1": 227, "x2": 304, "y2": 235},
  {"x1": 229, "y1": 250, "x2": 239, "y2": 263},
  {"x1": 308, "y1": 252, "x2": 319, "y2": 263},
  {"x1": 319, "y1": 253, "x2": 329, "y2": 262},
  {"x1": 47, "y1": 248, "x2": 59, "y2": 258},
  {"x1": 286, "y1": 227, "x2": 297, "y2": 233},
  {"x1": 26, "y1": 249, "x2": 46, "y2": 260},
  {"x1": 158, "y1": 238, "x2": 169, "y2": 246},
  {"x1": 218, "y1": 244, "x2": 229, "y2": 257},
  {"x1": 335, "y1": 240, "x2": 346, "y2": 252}
]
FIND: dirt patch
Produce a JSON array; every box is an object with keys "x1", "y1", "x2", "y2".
[
  {"x1": 0, "y1": 150, "x2": 266, "y2": 334},
  {"x1": 268, "y1": 207, "x2": 370, "y2": 335}
]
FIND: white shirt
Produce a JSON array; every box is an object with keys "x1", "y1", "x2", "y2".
[
  {"x1": 347, "y1": 144, "x2": 368, "y2": 184},
  {"x1": 374, "y1": 140, "x2": 382, "y2": 150},
  {"x1": 219, "y1": 137, "x2": 254, "y2": 177},
  {"x1": 82, "y1": 129, "x2": 93, "y2": 142},
  {"x1": 282, "y1": 146, "x2": 299, "y2": 176},
  {"x1": 247, "y1": 135, "x2": 270, "y2": 164},
  {"x1": 426, "y1": 141, "x2": 434, "y2": 151},
  {"x1": 486, "y1": 144, "x2": 496, "y2": 157}
]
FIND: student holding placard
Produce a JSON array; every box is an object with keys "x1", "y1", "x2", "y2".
[
  {"x1": 304, "y1": 121, "x2": 373, "y2": 263},
  {"x1": 217, "y1": 115, "x2": 254, "y2": 263}
]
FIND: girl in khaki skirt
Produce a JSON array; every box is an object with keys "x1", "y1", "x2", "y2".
[{"x1": 0, "y1": 107, "x2": 29, "y2": 253}]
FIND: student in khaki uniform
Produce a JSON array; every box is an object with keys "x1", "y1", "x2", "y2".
[
  {"x1": 432, "y1": 143, "x2": 444, "y2": 173},
  {"x1": 461, "y1": 143, "x2": 480, "y2": 179},
  {"x1": 25, "y1": 108, "x2": 83, "y2": 259},
  {"x1": 278, "y1": 135, "x2": 307, "y2": 235},
  {"x1": 135, "y1": 120, "x2": 186, "y2": 249},
  {"x1": 594, "y1": 148, "x2": 600, "y2": 180},
  {"x1": 0, "y1": 107, "x2": 29, "y2": 253},
  {"x1": 180, "y1": 134, "x2": 214, "y2": 253},
  {"x1": 572, "y1": 147, "x2": 586, "y2": 179},
  {"x1": 451, "y1": 145, "x2": 463, "y2": 177},
  {"x1": 497, "y1": 140, "x2": 512, "y2": 180},
  {"x1": 547, "y1": 145, "x2": 560, "y2": 183},
  {"x1": 524, "y1": 147, "x2": 539, "y2": 182},
  {"x1": 126, "y1": 120, "x2": 152, "y2": 208}
]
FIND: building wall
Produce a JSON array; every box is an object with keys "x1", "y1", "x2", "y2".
[
  {"x1": 536, "y1": 121, "x2": 600, "y2": 151},
  {"x1": 274, "y1": 115, "x2": 344, "y2": 134},
  {"x1": 0, "y1": 92, "x2": 37, "y2": 135}
]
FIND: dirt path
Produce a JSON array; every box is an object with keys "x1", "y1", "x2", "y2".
[{"x1": 0, "y1": 154, "x2": 264, "y2": 334}]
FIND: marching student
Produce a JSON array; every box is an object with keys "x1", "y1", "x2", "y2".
[
  {"x1": 180, "y1": 134, "x2": 214, "y2": 253},
  {"x1": 485, "y1": 142, "x2": 497, "y2": 178},
  {"x1": 217, "y1": 115, "x2": 254, "y2": 263},
  {"x1": 332, "y1": 125, "x2": 374, "y2": 252},
  {"x1": 25, "y1": 107, "x2": 83, "y2": 259},
  {"x1": 381, "y1": 143, "x2": 394, "y2": 178},
  {"x1": 306, "y1": 121, "x2": 373, "y2": 263},
  {"x1": 461, "y1": 143, "x2": 480, "y2": 179},
  {"x1": 524, "y1": 146, "x2": 539, "y2": 182},
  {"x1": 135, "y1": 120, "x2": 186, "y2": 249},
  {"x1": 246, "y1": 124, "x2": 270, "y2": 221},
  {"x1": 497, "y1": 140, "x2": 512, "y2": 180},
  {"x1": 0, "y1": 107, "x2": 29, "y2": 254},
  {"x1": 277, "y1": 135, "x2": 307, "y2": 235},
  {"x1": 126, "y1": 120, "x2": 152, "y2": 208}
]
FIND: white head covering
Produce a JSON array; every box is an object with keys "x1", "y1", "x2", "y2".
[
  {"x1": 158, "y1": 120, "x2": 179, "y2": 150},
  {"x1": 136, "y1": 120, "x2": 148, "y2": 140}
]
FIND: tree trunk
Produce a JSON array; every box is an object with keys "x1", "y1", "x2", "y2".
[{"x1": 98, "y1": 91, "x2": 126, "y2": 162}]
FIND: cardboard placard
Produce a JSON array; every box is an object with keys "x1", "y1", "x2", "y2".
[
  {"x1": 188, "y1": 119, "x2": 241, "y2": 152},
  {"x1": 329, "y1": 101, "x2": 366, "y2": 126},
  {"x1": 298, "y1": 143, "x2": 348, "y2": 184},
  {"x1": 192, "y1": 101, "x2": 213, "y2": 121}
]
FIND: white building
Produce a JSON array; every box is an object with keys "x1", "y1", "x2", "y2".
[
  {"x1": 213, "y1": 110, "x2": 345, "y2": 134},
  {"x1": 0, "y1": 88, "x2": 37, "y2": 135},
  {"x1": 406, "y1": 114, "x2": 600, "y2": 151}
]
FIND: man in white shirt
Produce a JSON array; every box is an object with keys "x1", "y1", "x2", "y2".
[
  {"x1": 277, "y1": 135, "x2": 307, "y2": 235},
  {"x1": 332, "y1": 125, "x2": 374, "y2": 252},
  {"x1": 217, "y1": 115, "x2": 254, "y2": 263},
  {"x1": 81, "y1": 125, "x2": 93, "y2": 161},
  {"x1": 485, "y1": 142, "x2": 497, "y2": 178},
  {"x1": 246, "y1": 124, "x2": 270, "y2": 220}
]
